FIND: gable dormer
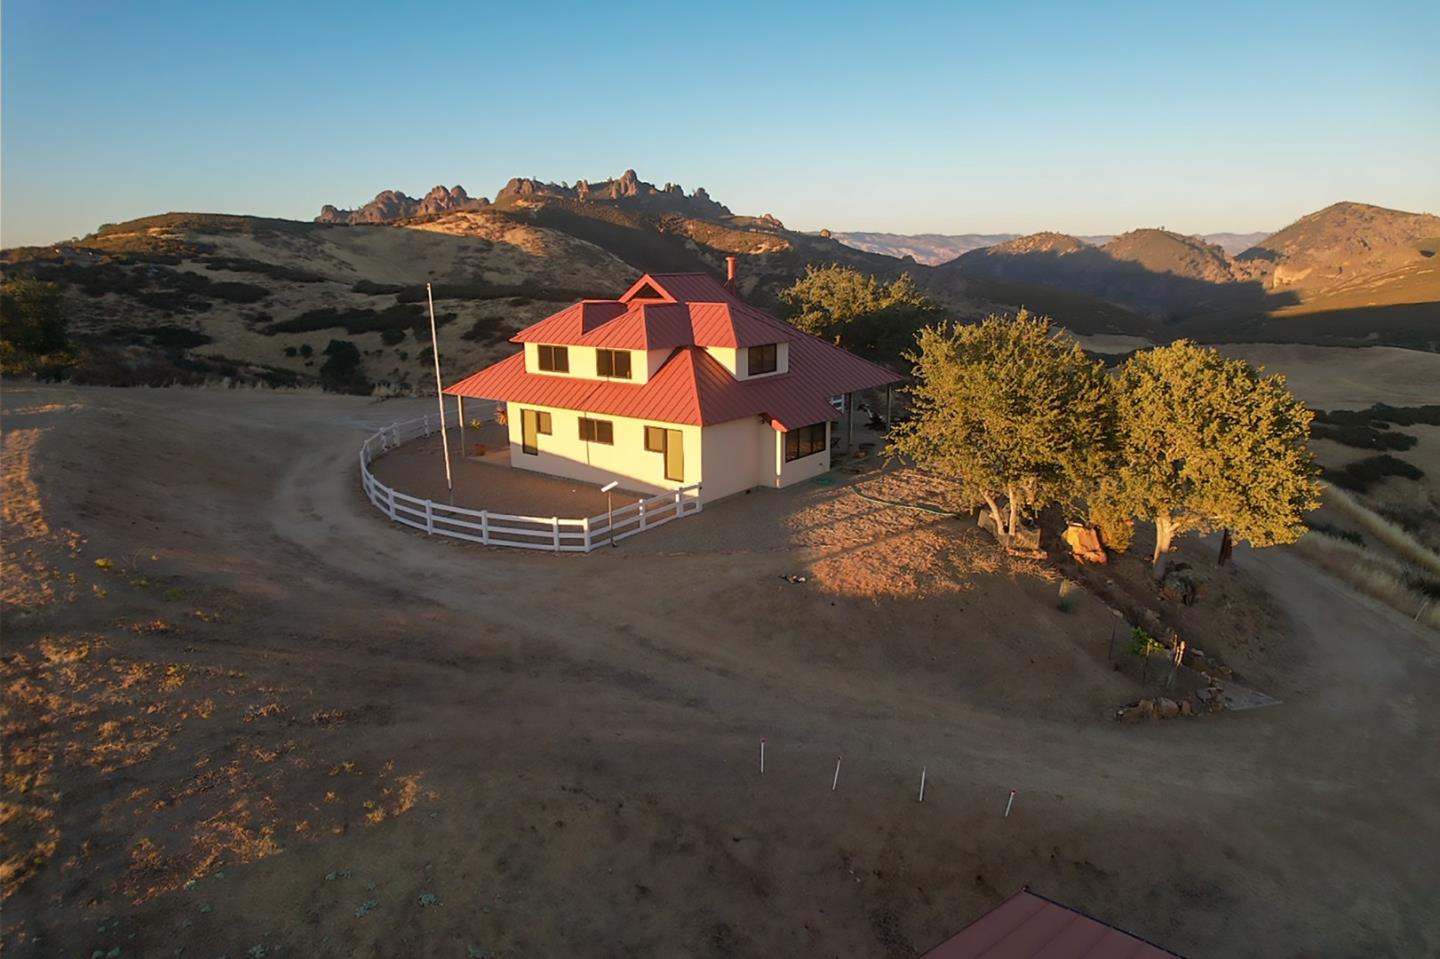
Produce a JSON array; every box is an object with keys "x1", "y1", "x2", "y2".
[{"x1": 619, "y1": 275, "x2": 677, "y2": 304}]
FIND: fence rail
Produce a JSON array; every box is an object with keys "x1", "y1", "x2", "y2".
[{"x1": 359, "y1": 415, "x2": 702, "y2": 552}]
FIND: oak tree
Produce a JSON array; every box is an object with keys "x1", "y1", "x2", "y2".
[
  {"x1": 888, "y1": 311, "x2": 1113, "y2": 544},
  {"x1": 778, "y1": 265, "x2": 940, "y2": 353},
  {"x1": 1113, "y1": 341, "x2": 1320, "y2": 577}
]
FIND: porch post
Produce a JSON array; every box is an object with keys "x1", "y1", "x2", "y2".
[
  {"x1": 457, "y1": 395, "x2": 465, "y2": 458},
  {"x1": 846, "y1": 392, "x2": 854, "y2": 450},
  {"x1": 885, "y1": 385, "x2": 892, "y2": 431}
]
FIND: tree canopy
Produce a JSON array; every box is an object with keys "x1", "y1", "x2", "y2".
[
  {"x1": 1112, "y1": 340, "x2": 1320, "y2": 574},
  {"x1": 887, "y1": 310, "x2": 1113, "y2": 543},
  {"x1": 778, "y1": 264, "x2": 941, "y2": 354}
]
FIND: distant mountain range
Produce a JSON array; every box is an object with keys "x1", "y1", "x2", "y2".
[
  {"x1": 831, "y1": 230, "x2": 1271, "y2": 264},
  {"x1": 2, "y1": 171, "x2": 1436, "y2": 393}
]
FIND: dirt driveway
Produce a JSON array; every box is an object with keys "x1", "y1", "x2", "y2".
[{"x1": 3, "y1": 385, "x2": 1437, "y2": 958}]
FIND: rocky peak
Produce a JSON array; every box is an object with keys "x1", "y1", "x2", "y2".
[
  {"x1": 316, "y1": 184, "x2": 482, "y2": 224},
  {"x1": 493, "y1": 170, "x2": 733, "y2": 219}
]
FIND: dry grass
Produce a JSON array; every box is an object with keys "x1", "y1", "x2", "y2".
[
  {"x1": 1293, "y1": 532, "x2": 1440, "y2": 629},
  {"x1": 789, "y1": 471, "x2": 1050, "y2": 600},
  {"x1": 1323, "y1": 484, "x2": 1440, "y2": 576}
]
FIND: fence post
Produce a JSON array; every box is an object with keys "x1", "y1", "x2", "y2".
[
  {"x1": 638, "y1": 498, "x2": 647, "y2": 531},
  {"x1": 552, "y1": 517, "x2": 560, "y2": 553},
  {"x1": 481, "y1": 510, "x2": 490, "y2": 545},
  {"x1": 583, "y1": 515, "x2": 592, "y2": 552},
  {"x1": 424, "y1": 499, "x2": 434, "y2": 535},
  {"x1": 423, "y1": 413, "x2": 431, "y2": 436},
  {"x1": 695, "y1": 484, "x2": 703, "y2": 513},
  {"x1": 674, "y1": 488, "x2": 681, "y2": 515},
  {"x1": 387, "y1": 485, "x2": 397, "y2": 520}
]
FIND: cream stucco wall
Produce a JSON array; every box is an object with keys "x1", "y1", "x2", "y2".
[
  {"x1": 703, "y1": 342, "x2": 789, "y2": 379},
  {"x1": 699, "y1": 416, "x2": 773, "y2": 499},
  {"x1": 503, "y1": 402, "x2": 832, "y2": 503},
  {"x1": 506, "y1": 403, "x2": 700, "y2": 497},
  {"x1": 524, "y1": 343, "x2": 651, "y2": 384}
]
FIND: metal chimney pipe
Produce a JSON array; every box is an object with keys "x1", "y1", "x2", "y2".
[{"x1": 725, "y1": 255, "x2": 737, "y2": 291}]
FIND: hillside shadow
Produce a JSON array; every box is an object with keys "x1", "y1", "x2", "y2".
[
  {"x1": 521, "y1": 203, "x2": 712, "y2": 274},
  {"x1": 946, "y1": 247, "x2": 1300, "y2": 322},
  {"x1": 1180, "y1": 300, "x2": 1440, "y2": 351}
]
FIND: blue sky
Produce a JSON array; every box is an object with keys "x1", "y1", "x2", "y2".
[{"x1": 3, "y1": 0, "x2": 1437, "y2": 247}]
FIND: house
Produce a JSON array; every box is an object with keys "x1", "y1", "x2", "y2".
[{"x1": 443, "y1": 258, "x2": 903, "y2": 503}]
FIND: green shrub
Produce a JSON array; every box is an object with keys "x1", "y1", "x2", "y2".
[
  {"x1": 200, "y1": 256, "x2": 325, "y2": 283},
  {"x1": 352, "y1": 280, "x2": 405, "y2": 295},
  {"x1": 1314, "y1": 404, "x2": 1440, "y2": 428},
  {"x1": 1306, "y1": 520, "x2": 1364, "y2": 547},
  {"x1": 1324, "y1": 454, "x2": 1424, "y2": 492},
  {"x1": 1311, "y1": 422, "x2": 1418, "y2": 451},
  {"x1": 318, "y1": 340, "x2": 371, "y2": 395},
  {"x1": 461, "y1": 315, "x2": 509, "y2": 342},
  {"x1": 265, "y1": 304, "x2": 424, "y2": 336}
]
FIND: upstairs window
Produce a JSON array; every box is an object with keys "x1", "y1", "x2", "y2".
[
  {"x1": 596, "y1": 348, "x2": 632, "y2": 379},
  {"x1": 748, "y1": 343, "x2": 778, "y2": 376},
  {"x1": 578, "y1": 417, "x2": 614, "y2": 445},
  {"x1": 537, "y1": 344, "x2": 569, "y2": 373},
  {"x1": 784, "y1": 423, "x2": 827, "y2": 462}
]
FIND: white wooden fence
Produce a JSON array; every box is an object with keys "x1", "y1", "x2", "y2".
[{"x1": 359, "y1": 415, "x2": 702, "y2": 552}]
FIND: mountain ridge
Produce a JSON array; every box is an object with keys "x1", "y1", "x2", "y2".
[
  {"x1": 1, "y1": 179, "x2": 1434, "y2": 396},
  {"x1": 833, "y1": 230, "x2": 1270, "y2": 264}
]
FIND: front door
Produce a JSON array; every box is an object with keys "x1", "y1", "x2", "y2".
[
  {"x1": 663, "y1": 429, "x2": 684, "y2": 482},
  {"x1": 521, "y1": 409, "x2": 540, "y2": 455},
  {"x1": 645, "y1": 426, "x2": 685, "y2": 482}
]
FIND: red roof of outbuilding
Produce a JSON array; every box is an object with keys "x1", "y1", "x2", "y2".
[
  {"x1": 444, "y1": 271, "x2": 901, "y2": 430},
  {"x1": 920, "y1": 891, "x2": 1183, "y2": 959}
]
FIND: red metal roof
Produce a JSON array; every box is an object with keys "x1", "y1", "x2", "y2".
[
  {"x1": 920, "y1": 891, "x2": 1182, "y2": 959},
  {"x1": 445, "y1": 271, "x2": 901, "y2": 430}
]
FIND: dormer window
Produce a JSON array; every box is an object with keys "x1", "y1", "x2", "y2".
[
  {"x1": 596, "y1": 348, "x2": 632, "y2": 379},
  {"x1": 748, "y1": 343, "x2": 778, "y2": 376},
  {"x1": 538, "y1": 345, "x2": 569, "y2": 373}
]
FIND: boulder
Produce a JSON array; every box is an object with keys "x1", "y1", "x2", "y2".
[{"x1": 1157, "y1": 697, "x2": 1180, "y2": 719}]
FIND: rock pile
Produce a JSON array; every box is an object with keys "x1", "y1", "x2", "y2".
[{"x1": 1116, "y1": 686, "x2": 1225, "y2": 722}]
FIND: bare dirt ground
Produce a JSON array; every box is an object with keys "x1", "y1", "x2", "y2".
[{"x1": 3, "y1": 385, "x2": 1439, "y2": 958}]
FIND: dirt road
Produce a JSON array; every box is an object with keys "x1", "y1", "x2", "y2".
[{"x1": 3, "y1": 385, "x2": 1437, "y2": 957}]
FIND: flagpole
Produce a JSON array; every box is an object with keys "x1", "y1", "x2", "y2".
[{"x1": 427, "y1": 282, "x2": 453, "y2": 494}]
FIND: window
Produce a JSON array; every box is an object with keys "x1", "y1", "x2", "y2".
[
  {"x1": 596, "y1": 348, "x2": 632, "y2": 379},
  {"x1": 537, "y1": 344, "x2": 569, "y2": 372},
  {"x1": 646, "y1": 426, "x2": 685, "y2": 481},
  {"x1": 578, "y1": 417, "x2": 614, "y2": 445},
  {"x1": 784, "y1": 423, "x2": 827, "y2": 462},
  {"x1": 748, "y1": 343, "x2": 778, "y2": 376}
]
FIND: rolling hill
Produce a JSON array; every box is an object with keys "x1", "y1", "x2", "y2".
[
  {"x1": 2, "y1": 178, "x2": 1433, "y2": 395},
  {"x1": 0, "y1": 173, "x2": 959, "y2": 392},
  {"x1": 933, "y1": 203, "x2": 1439, "y2": 348}
]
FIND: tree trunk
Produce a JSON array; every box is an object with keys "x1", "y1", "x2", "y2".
[
  {"x1": 1007, "y1": 483, "x2": 1020, "y2": 546},
  {"x1": 1217, "y1": 528, "x2": 1233, "y2": 566},
  {"x1": 983, "y1": 494, "x2": 1008, "y2": 546},
  {"x1": 1152, "y1": 514, "x2": 1175, "y2": 580}
]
